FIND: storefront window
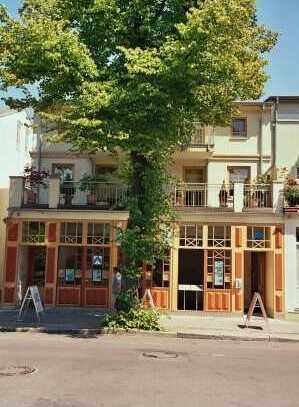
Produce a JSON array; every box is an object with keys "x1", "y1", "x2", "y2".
[
  {"x1": 87, "y1": 223, "x2": 110, "y2": 245},
  {"x1": 208, "y1": 225, "x2": 231, "y2": 248},
  {"x1": 152, "y1": 251, "x2": 170, "y2": 288},
  {"x1": 60, "y1": 223, "x2": 83, "y2": 244},
  {"x1": 58, "y1": 247, "x2": 82, "y2": 286},
  {"x1": 207, "y1": 249, "x2": 231, "y2": 289},
  {"x1": 247, "y1": 226, "x2": 271, "y2": 249},
  {"x1": 86, "y1": 247, "x2": 110, "y2": 287},
  {"x1": 179, "y1": 224, "x2": 203, "y2": 247},
  {"x1": 22, "y1": 221, "x2": 45, "y2": 243}
]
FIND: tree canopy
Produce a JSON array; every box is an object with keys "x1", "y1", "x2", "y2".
[{"x1": 0, "y1": 0, "x2": 276, "y2": 155}]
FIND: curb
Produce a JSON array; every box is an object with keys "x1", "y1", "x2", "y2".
[{"x1": 1, "y1": 326, "x2": 299, "y2": 342}]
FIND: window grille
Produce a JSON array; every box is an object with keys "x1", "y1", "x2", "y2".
[
  {"x1": 247, "y1": 226, "x2": 271, "y2": 249},
  {"x1": 22, "y1": 221, "x2": 45, "y2": 243},
  {"x1": 60, "y1": 223, "x2": 83, "y2": 244},
  {"x1": 207, "y1": 249, "x2": 231, "y2": 289},
  {"x1": 87, "y1": 223, "x2": 111, "y2": 245},
  {"x1": 208, "y1": 225, "x2": 231, "y2": 248},
  {"x1": 179, "y1": 224, "x2": 203, "y2": 247}
]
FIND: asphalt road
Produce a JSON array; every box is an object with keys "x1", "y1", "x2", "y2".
[{"x1": 0, "y1": 333, "x2": 298, "y2": 407}]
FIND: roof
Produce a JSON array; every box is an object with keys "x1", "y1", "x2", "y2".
[{"x1": 264, "y1": 96, "x2": 299, "y2": 103}]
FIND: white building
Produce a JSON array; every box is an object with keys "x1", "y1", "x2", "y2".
[{"x1": 0, "y1": 108, "x2": 36, "y2": 301}]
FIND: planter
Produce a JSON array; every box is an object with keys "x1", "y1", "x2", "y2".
[{"x1": 87, "y1": 193, "x2": 97, "y2": 206}]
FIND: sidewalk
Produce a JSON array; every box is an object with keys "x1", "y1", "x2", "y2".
[
  {"x1": 1, "y1": 307, "x2": 299, "y2": 342},
  {"x1": 160, "y1": 312, "x2": 299, "y2": 342}
]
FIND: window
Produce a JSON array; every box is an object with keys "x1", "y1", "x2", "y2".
[
  {"x1": 296, "y1": 227, "x2": 299, "y2": 243},
  {"x1": 87, "y1": 223, "x2": 111, "y2": 245},
  {"x1": 22, "y1": 221, "x2": 45, "y2": 243},
  {"x1": 152, "y1": 251, "x2": 170, "y2": 288},
  {"x1": 60, "y1": 223, "x2": 83, "y2": 244},
  {"x1": 207, "y1": 250, "x2": 231, "y2": 289},
  {"x1": 208, "y1": 226, "x2": 231, "y2": 248},
  {"x1": 232, "y1": 118, "x2": 247, "y2": 138},
  {"x1": 52, "y1": 164, "x2": 74, "y2": 183},
  {"x1": 179, "y1": 224, "x2": 203, "y2": 247},
  {"x1": 228, "y1": 167, "x2": 251, "y2": 183},
  {"x1": 247, "y1": 226, "x2": 271, "y2": 249},
  {"x1": 86, "y1": 247, "x2": 110, "y2": 287},
  {"x1": 58, "y1": 247, "x2": 82, "y2": 286}
]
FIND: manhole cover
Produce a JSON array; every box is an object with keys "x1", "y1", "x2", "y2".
[
  {"x1": 0, "y1": 366, "x2": 36, "y2": 376},
  {"x1": 142, "y1": 351, "x2": 179, "y2": 359}
]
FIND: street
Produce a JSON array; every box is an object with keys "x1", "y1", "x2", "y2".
[{"x1": 0, "y1": 333, "x2": 298, "y2": 407}]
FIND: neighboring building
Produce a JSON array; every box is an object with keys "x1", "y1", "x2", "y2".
[
  {"x1": 0, "y1": 108, "x2": 36, "y2": 303},
  {"x1": 265, "y1": 97, "x2": 299, "y2": 312},
  {"x1": 1, "y1": 98, "x2": 298, "y2": 316}
]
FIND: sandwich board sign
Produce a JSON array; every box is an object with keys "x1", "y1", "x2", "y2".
[
  {"x1": 244, "y1": 292, "x2": 268, "y2": 328},
  {"x1": 18, "y1": 286, "x2": 44, "y2": 321}
]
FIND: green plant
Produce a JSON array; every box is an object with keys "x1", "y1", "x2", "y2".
[
  {"x1": 285, "y1": 185, "x2": 299, "y2": 207},
  {"x1": 103, "y1": 306, "x2": 161, "y2": 331}
]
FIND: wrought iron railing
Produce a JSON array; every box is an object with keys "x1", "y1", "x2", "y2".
[
  {"x1": 59, "y1": 182, "x2": 128, "y2": 209},
  {"x1": 243, "y1": 184, "x2": 272, "y2": 209},
  {"x1": 173, "y1": 183, "x2": 233, "y2": 208},
  {"x1": 22, "y1": 180, "x2": 49, "y2": 208}
]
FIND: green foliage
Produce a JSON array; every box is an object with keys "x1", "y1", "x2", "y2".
[
  {"x1": 114, "y1": 291, "x2": 139, "y2": 313},
  {"x1": 103, "y1": 306, "x2": 161, "y2": 331},
  {"x1": 0, "y1": 0, "x2": 277, "y2": 309}
]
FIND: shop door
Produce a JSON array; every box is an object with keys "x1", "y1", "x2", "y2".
[
  {"x1": 178, "y1": 249, "x2": 204, "y2": 311},
  {"x1": 244, "y1": 252, "x2": 266, "y2": 313},
  {"x1": 28, "y1": 247, "x2": 46, "y2": 300}
]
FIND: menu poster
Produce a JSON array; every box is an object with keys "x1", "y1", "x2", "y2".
[
  {"x1": 65, "y1": 269, "x2": 75, "y2": 282},
  {"x1": 214, "y1": 260, "x2": 224, "y2": 286},
  {"x1": 92, "y1": 255, "x2": 103, "y2": 266}
]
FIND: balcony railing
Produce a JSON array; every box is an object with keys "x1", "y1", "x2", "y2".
[
  {"x1": 182, "y1": 123, "x2": 215, "y2": 148},
  {"x1": 173, "y1": 183, "x2": 233, "y2": 209},
  {"x1": 9, "y1": 177, "x2": 284, "y2": 213},
  {"x1": 59, "y1": 182, "x2": 128, "y2": 209},
  {"x1": 244, "y1": 184, "x2": 272, "y2": 209}
]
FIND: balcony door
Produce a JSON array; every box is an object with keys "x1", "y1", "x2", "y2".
[{"x1": 184, "y1": 167, "x2": 206, "y2": 183}]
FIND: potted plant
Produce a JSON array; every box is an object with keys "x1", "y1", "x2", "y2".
[
  {"x1": 23, "y1": 166, "x2": 49, "y2": 205},
  {"x1": 285, "y1": 176, "x2": 299, "y2": 207},
  {"x1": 80, "y1": 174, "x2": 107, "y2": 206}
]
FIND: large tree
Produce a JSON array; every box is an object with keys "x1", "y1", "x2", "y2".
[{"x1": 0, "y1": 0, "x2": 276, "y2": 307}]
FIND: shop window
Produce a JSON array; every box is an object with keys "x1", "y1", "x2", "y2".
[
  {"x1": 86, "y1": 247, "x2": 110, "y2": 287},
  {"x1": 179, "y1": 224, "x2": 203, "y2": 247},
  {"x1": 152, "y1": 251, "x2": 170, "y2": 288},
  {"x1": 60, "y1": 223, "x2": 83, "y2": 244},
  {"x1": 87, "y1": 223, "x2": 110, "y2": 245},
  {"x1": 207, "y1": 249, "x2": 231, "y2": 289},
  {"x1": 247, "y1": 226, "x2": 271, "y2": 249},
  {"x1": 22, "y1": 221, "x2": 45, "y2": 243},
  {"x1": 208, "y1": 225, "x2": 231, "y2": 248},
  {"x1": 58, "y1": 247, "x2": 82, "y2": 286}
]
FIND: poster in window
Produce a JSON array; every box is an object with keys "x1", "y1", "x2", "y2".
[
  {"x1": 92, "y1": 255, "x2": 103, "y2": 266},
  {"x1": 254, "y1": 229, "x2": 264, "y2": 240},
  {"x1": 65, "y1": 269, "x2": 75, "y2": 282},
  {"x1": 92, "y1": 269, "x2": 103, "y2": 282},
  {"x1": 214, "y1": 260, "x2": 224, "y2": 286}
]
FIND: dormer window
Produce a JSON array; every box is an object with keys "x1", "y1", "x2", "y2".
[{"x1": 232, "y1": 118, "x2": 247, "y2": 138}]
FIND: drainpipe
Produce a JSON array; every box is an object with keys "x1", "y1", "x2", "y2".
[
  {"x1": 258, "y1": 104, "x2": 264, "y2": 175},
  {"x1": 272, "y1": 97, "x2": 279, "y2": 171}
]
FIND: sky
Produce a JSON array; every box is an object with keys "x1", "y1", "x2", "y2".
[{"x1": 1, "y1": 0, "x2": 299, "y2": 99}]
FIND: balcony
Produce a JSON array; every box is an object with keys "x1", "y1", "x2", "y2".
[
  {"x1": 8, "y1": 177, "x2": 284, "y2": 214},
  {"x1": 178, "y1": 123, "x2": 215, "y2": 160}
]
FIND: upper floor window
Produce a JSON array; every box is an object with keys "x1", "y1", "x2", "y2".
[
  {"x1": 247, "y1": 226, "x2": 271, "y2": 249},
  {"x1": 232, "y1": 118, "x2": 247, "y2": 138},
  {"x1": 180, "y1": 224, "x2": 203, "y2": 247},
  {"x1": 52, "y1": 164, "x2": 74, "y2": 183},
  {"x1": 87, "y1": 223, "x2": 111, "y2": 245}
]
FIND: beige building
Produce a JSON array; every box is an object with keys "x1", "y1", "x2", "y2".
[{"x1": 2, "y1": 98, "x2": 299, "y2": 316}]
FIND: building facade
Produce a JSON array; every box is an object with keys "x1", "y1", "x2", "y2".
[
  {"x1": 0, "y1": 108, "x2": 36, "y2": 302},
  {"x1": 2, "y1": 98, "x2": 299, "y2": 316}
]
